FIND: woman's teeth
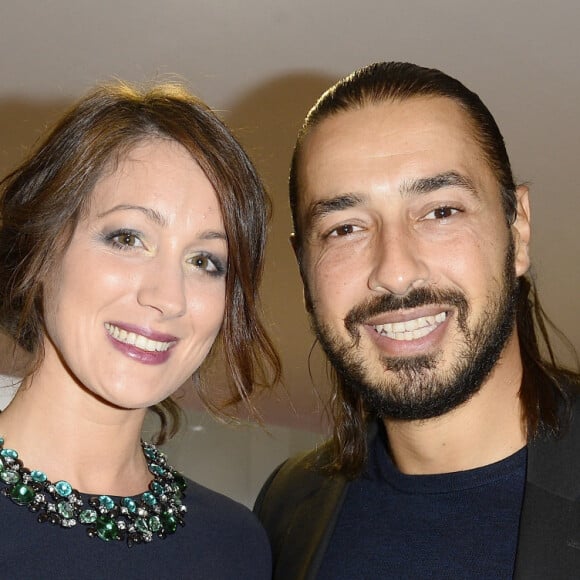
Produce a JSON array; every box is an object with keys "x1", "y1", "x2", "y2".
[{"x1": 105, "y1": 323, "x2": 174, "y2": 352}]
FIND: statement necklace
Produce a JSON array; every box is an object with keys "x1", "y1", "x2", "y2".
[{"x1": 0, "y1": 437, "x2": 187, "y2": 547}]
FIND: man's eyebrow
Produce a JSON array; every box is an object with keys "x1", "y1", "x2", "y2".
[
  {"x1": 97, "y1": 204, "x2": 168, "y2": 227},
  {"x1": 400, "y1": 171, "x2": 479, "y2": 197},
  {"x1": 305, "y1": 193, "x2": 364, "y2": 228}
]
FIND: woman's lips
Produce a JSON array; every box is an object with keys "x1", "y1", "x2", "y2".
[{"x1": 104, "y1": 322, "x2": 178, "y2": 365}]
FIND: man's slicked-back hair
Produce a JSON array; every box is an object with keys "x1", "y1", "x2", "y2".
[
  {"x1": 290, "y1": 61, "x2": 517, "y2": 246},
  {"x1": 289, "y1": 62, "x2": 579, "y2": 477}
]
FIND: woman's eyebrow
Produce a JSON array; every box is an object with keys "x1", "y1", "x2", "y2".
[
  {"x1": 97, "y1": 204, "x2": 168, "y2": 227},
  {"x1": 97, "y1": 204, "x2": 227, "y2": 241}
]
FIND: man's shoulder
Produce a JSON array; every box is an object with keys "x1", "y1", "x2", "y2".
[
  {"x1": 527, "y1": 386, "x2": 580, "y2": 498},
  {"x1": 254, "y1": 440, "x2": 349, "y2": 536},
  {"x1": 254, "y1": 442, "x2": 339, "y2": 517},
  {"x1": 254, "y1": 442, "x2": 349, "y2": 577}
]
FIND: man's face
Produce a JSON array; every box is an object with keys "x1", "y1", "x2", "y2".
[{"x1": 295, "y1": 97, "x2": 530, "y2": 420}]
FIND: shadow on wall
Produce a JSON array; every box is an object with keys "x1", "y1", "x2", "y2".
[
  {"x1": 0, "y1": 98, "x2": 67, "y2": 175},
  {"x1": 224, "y1": 72, "x2": 338, "y2": 432},
  {"x1": 0, "y1": 73, "x2": 340, "y2": 433}
]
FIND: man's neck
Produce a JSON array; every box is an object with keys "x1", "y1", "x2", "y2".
[{"x1": 384, "y1": 336, "x2": 526, "y2": 475}]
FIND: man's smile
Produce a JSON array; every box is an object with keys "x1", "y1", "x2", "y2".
[{"x1": 373, "y1": 312, "x2": 447, "y2": 341}]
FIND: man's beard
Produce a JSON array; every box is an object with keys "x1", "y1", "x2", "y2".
[{"x1": 308, "y1": 241, "x2": 519, "y2": 421}]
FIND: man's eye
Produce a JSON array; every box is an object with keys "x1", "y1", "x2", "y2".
[
  {"x1": 329, "y1": 224, "x2": 359, "y2": 237},
  {"x1": 425, "y1": 206, "x2": 460, "y2": 220}
]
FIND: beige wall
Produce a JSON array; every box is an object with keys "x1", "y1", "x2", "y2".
[{"x1": 1, "y1": 1, "x2": 579, "y2": 436}]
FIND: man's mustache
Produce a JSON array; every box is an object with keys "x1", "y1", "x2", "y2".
[{"x1": 344, "y1": 287, "x2": 469, "y2": 338}]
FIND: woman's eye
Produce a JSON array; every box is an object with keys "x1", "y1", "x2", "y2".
[
  {"x1": 116, "y1": 233, "x2": 140, "y2": 246},
  {"x1": 425, "y1": 206, "x2": 460, "y2": 220},
  {"x1": 189, "y1": 254, "x2": 225, "y2": 276},
  {"x1": 107, "y1": 230, "x2": 144, "y2": 249}
]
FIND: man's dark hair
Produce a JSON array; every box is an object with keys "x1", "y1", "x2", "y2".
[{"x1": 289, "y1": 62, "x2": 580, "y2": 477}]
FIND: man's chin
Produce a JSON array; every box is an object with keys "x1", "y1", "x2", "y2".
[{"x1": 354, "y1": 374, "x2": 481, "y2": 422}]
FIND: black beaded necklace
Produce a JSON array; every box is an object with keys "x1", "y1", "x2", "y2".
[{"x1": 0, "y1": 437, "x2": 187, "y2": 547}]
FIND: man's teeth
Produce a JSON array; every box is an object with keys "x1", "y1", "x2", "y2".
[
  {"x1": 105, "y1": 323, "x2": 174, "y2": 352},
  {"x1": 374, "y1": 312, "x2": 446, "y2": 341}
]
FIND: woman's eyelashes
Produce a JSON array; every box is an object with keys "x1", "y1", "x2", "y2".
[
  {"x1": 188, "y1": 252, "x2": 226, "y2": 277},
  {"x1": 102, "y1": 229, "x2": 227, "y2": 277},
  {"x1": 105, "y1": 229, "x2": 145, "y2": 251}
]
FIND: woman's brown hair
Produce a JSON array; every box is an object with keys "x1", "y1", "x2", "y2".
[{"x1": 0, "y1": 81, "x2": 281, "y2": 442}]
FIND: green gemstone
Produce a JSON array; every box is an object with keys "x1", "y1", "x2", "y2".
[
  {"x1": 57, "y1": 501, "x2": 75, "y2": 519},
  {"x1": 0, "y1": 436, "x2": 4, "y2": 445},
  {"x1": 96, "y1": 515, "x2": 119, "y2": 541},
  {"x1": 148, "y1": 515, "x2": 162, "y2": 532},
  {"x1": 0, "y1": 448, "x2": 18, "y2": 459},
  {"x1": 55, "y1": 480, "x2": 72, "y2": 497},
  {"x1": 99, "y1": 495, "x2": 115, "y2": 510},
  {"x1": 149, "y1": 464, "x2": 166, "y2": 476},
  {"x1": 135, "y1": 517, "x2": 149, "y2": 533},
  {"x1": 10, "y1": 483, "x2": 34, "y2": 505},
  {"x1": 1, "y1": 470, "x2": 20, "y2": 484},
  {"x1": 144, "y1": 447, "x2": 156, "y2": 460},
  {"x1": 0, "y1": 457, "x2": 4, "y2": 472},
  {"x1": 79, "y1": 509, "x2": 97, "y2": 524},
  {"x1": 174, "y1": 474, "x2": 187, "y2": 492},
  {"x1": 142, "y1": 492, "x2": 157, "y2": 506},
  {"x1": 150, "y1": 481, "x2": 163, "y2": 495},
  {"x1": 122, "y1": 497, "x2": 137, "y2": 513},
  {"x1": 161, "y1": 512, "x2": 178, "y2": 534},
  {"x1": 31, "y1": 470, "x2": 47, "y2": 483}
]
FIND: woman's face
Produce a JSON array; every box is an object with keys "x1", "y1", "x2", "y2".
[{"x1": 42, "y1": 138, "x2": 227, "y2": 410}]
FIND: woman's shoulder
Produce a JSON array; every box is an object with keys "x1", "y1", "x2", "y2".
[
  {"x1": 184, "y1": 478, "x2": 265, "y2": 541},
  {"x1": 178, "y1": 477, "x2": 272, "y2": 576}
]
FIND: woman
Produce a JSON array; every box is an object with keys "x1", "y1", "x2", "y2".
[{"x1": 0, "y1": 82, "x2": 280, "y2": 577}]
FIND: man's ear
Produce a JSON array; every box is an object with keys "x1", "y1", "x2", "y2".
[
  {"x1": 289, "y1": 232, "x2": 313, "y2": 313},
  {"x1": 512, "y1": 185, "x2": 531, "y2": 277},
  {"x1": 290, "y1": 232, "x2": 299, "y2": 260}
]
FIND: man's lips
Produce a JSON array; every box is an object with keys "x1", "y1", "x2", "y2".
[
  {"x1": 372, "y1": 312, "x2": 447, "y2": 341},
  {"x1": 104, "y1": 322, "x2": 178, "y2": 353},
  {"x1": 363, "y1": 307, "x2": 450, "y2": 342}
]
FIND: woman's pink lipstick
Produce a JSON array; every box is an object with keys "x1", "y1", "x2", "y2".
[{"x1": 104, "y1": 322, "x2": 178, "y2": 365}]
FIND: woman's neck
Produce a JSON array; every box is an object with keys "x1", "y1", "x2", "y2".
[{"x1": 0, "y1": 372, "x2": 151, "y2": 496}]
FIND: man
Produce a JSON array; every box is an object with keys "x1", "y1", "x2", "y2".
[{"x1": 255, "y1": 62, "x2": 580, "y2": 578}]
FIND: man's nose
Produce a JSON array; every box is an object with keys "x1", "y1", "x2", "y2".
[{"x1": 367, "y1": 228, "x2": 429, "y2": 296}]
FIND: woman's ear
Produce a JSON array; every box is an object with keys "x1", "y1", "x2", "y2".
[{"x1": 289, "y1": 233, "x2": 313, "y2": 314}]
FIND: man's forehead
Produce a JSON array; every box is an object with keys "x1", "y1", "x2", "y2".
[
  {"x1": 303, "y1": 96, "x2": 475, "y2": 151},
  {"x1": 298, "y1": 97, "x2": 483, "y2": 190},
  {"x1": 292, "y1": 95, "x2": 506, "y2": 235}
]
